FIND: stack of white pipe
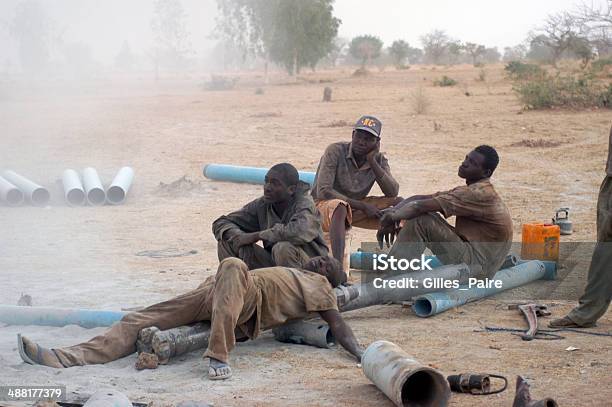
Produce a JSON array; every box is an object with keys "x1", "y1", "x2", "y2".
[
  {"x1": 1, "y1": 170, "x2": 49, "y2": 206},
  {"x1": 0, "y1": 167, "x2": 134, "y2": 207},
  {"x1": 68, "y1": 166, "x2": 134, "y2": 206}
]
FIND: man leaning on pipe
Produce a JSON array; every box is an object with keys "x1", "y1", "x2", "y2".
[
  {"x1": 213, "y1": 162, "x2": 328, "y2": 269},
  {"x1": 311, "y1": 115, "x2": 401, "y2": 270},
  {"x1": 378, "y1": 145, "x2": 513, "y2": 279},
  {"x1": 18, "y1": 256, "x2": 364, "y2": 380},
  {"x1": 549, "y1": 125, "x2": 612, "y2": 328}
]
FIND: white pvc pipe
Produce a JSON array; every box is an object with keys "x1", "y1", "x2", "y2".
[
  {"x1": 1, "y1": 170, "x2": 49, "y2": 206},
  {"x1": 106, "y1": 166, "x2": 134, "y2": 205},
  {"x1": 0, "y1": 176, "x2": 24, "y2": 206},
  {"x1": 82, "y1": 167, "x2": 106, "y2": 206},
  {"x1": 61, "y1": 169, "x2": 86, "y2": 206}
]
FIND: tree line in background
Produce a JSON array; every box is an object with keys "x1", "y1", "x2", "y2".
[{"x1": 3, "y1": 0, "x2": 612, "y2": 77}]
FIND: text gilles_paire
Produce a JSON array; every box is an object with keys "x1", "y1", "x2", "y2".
[{"x1": 370, "y1": 253, "x2": 503, "y2": 289}]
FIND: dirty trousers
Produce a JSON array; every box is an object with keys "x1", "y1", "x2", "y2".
[
  {"x1": 217, "y1": 238, "x2": 310, "y2": 269},
  {"x1": 53, "y1": 258, "x2": 258, "y2": 366},
  {"x1": 388, "y1": 213, "x2": 485, "y2": 277},
  {"x1": 568, "y1": 177, "x2": 612, "y2": 325}
]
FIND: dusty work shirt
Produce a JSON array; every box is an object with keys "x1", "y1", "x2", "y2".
[
  {"x1": 433, "y1": 178, "x2": 513, "y2": 277},
  {"x1": 253, "y1": 267, "x2": 338, "y2": 332},
  {"x1": 212, "y1": 182, "x2": 328, "y2": 257},
  {"x1": 311, "y1": 142, "x2": 396, "y2": 201}
]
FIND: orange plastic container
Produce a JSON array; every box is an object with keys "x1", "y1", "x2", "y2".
[{"x1": 521, "y1": 223, "x2": 560, "y2": 262}]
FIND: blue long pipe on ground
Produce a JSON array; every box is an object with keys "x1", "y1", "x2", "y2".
[
  {"x1": 0, "y1": 305, "x2": 127, "y2": 328},
  {"x1": 412, "y1": 260, "x2": 555, "y2": 318},
  {"x1": 350, "y1": 251, "x2": 443, "y2": 270},
  {"x1": 203, "y1": 164, "x2": 316, "y2": 185}
]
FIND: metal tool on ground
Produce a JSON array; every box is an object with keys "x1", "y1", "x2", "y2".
[
  {"x1": 2, "y1": 170, "x2": 50, "y2": 206},
  {"x1": 516, "y1": 303, "x2": 551, "y2": 341},
  {"x1": 361, "y1": 340, "x2": 451, "y2": 407},
  {"x1": 0, "y1": 175, "x2": 24, "y2": 206},
  {"x1": 447, "y1": 373, "x2": 507, "y2": 395},
  {"x1": 272, "y1": 320, "x2": 335, "y2": 348},
  {"x1": 552, "y1": 207, "x2": 572, "y2": 235},
  {"x1": 62, "y1": 169, "x2": 86, "y2": 206},
  {"x1": 107, "y1": 166, "x2": 134, "y2": 205},
  {"x1": 512, "y1": 376, "x2": 558, "y2": 407},
  {"x1": 135, "y1": 248, "x2": 198, "y2": 258}
]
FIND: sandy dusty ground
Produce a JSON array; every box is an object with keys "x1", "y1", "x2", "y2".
[{"x1": 1, "y1": 64, "x2": 610, "y2": 406}]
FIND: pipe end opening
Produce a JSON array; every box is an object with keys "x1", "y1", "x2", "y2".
[
  {"x1": 67, "y1": 189, "x2": 86, "y2": 206},
  {"x1": 6, "y1": 189, "x2": 24, "y2": 206},
  {"x1": 107, "y1": 186, "x2": 125, "y2": 204},
  {"x1": 413, "y1": 298, "x2": 433, "y2": 317},
  {"x1": 401, "y1": 370, "x2": 449, "y2": 407},
  {"x1": 31, "y1": 188, "x2": 50, "y2": 206},
  {"x1": 87, "y1": 188, "x2": 106, "y2": 206}
]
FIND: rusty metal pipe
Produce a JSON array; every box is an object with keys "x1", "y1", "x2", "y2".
[
  {"x1": 272, "y1": 320, "x2": 335, "y2": 348},
  {"x1": 362, "y1": 340, "x2": 451, "y2": 407}
]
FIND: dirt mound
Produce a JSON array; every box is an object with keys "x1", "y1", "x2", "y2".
[
  {"x1": 321, "y1": 119, "x2": 350, "y2": 128},
  {"x1": 510, "y1": 138, "x2": 566, "y2": 148},
  {"x1": 352, "y1": 68, "x2": 370, "y2": 77},
  {"x1": 156, "y1": 175, "x2": 211, "y2": 197}
]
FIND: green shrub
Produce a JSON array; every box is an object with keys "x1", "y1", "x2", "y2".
[
  {"x1": 513, "y1": 73, "x2": 612, "y2": 109},
  {"x1": 433, "y1": 75, "x2": 457, "y2": 87},
  {"x1": 504, "y1": 61, "x2": 545, "y2": 80}
]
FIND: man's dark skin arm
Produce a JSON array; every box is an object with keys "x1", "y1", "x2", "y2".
[
  {"x1": 390, "y1": 194, "x2": 435, "y2": 210},
  {"x1": 318, "y1": 309, "x2": 363, "y2": 362},
  {"x1": 377, "y1": 199, "x2": 442, "y2": 248},
  {"x1": 366, "y1": 142, "x2": 399, "y2": 198}
]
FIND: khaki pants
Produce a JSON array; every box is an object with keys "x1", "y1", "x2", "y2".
[
  {"x1": 388, "y1": 213, "x2": 485, "y2": 277},
  {"x1": 54, "y1": 258, "x2": 258, "y2": 366},
  {"x1": 568, "y1": 177, "x2": 612, "y2": 325},
  {"x1": 217, "y1": 239, "x2": 310, "y2": 269}
]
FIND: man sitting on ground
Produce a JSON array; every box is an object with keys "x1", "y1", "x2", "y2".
[
  {"x1": 379, "y1": 145, "x2": 513, "y2": 278},
  {"x1": 213, "y1": 163, "x2": 328, "y2": 269},
  {"x1": 18, "y1": 256, "x2": 363, "y2": 380},
  {"x1": 311, "y1": 115, "x2": 401, "y2": 269}
]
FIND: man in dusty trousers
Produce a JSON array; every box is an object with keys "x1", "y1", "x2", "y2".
[
  {"x1": 311, "y1": 115, "x2": 401, "y2": 270},
  {"x1": 378, "y1": 145, "x2": 513, "y2": 279},
  {"x1": 213, "y1": 163, "x2": 328, "y2": 269},
  {"x1": 549, "y1": 125, "x2": 612, "y2": 328},
  {"x1": 18, "y1": 256, "x2": 363, "y2": 380}
]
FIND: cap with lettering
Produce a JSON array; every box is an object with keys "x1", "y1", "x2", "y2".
[{"x1": 354, "y1": 115, "x2": 382, "y2": 138}]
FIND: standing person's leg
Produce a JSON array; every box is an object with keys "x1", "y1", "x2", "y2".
[
  {"x1": 552, "y1": 177, "x2": 612, "y2": 327},
  {"x1": 271, "y1": 242, "x2": 311, "y2": 268},
  {"x1": 217, "y1": 238, "x2": 274, "y2": 269},
  {"x1": 389, "y1": 213, "x2": 481, "y2": 275},
  {"x1": 204, "y1": 257, "x2": 259, "y2": 379},
  {"x1": 18, "y1": 282, "x2": 216, "y2": 368}
]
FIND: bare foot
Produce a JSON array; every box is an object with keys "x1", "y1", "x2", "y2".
[
  {"x1": 208, "y1": 357, "x2": 232, "y2": 380},
  {"x1": 17, "y1": 334, "x2": 64, "y2": 368}
]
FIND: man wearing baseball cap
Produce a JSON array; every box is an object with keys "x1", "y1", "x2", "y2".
[{"x1": 311, "y1": 115, "x2": 401, "y2": 271}]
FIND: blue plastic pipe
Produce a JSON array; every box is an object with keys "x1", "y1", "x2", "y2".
[
  {"x1": 350, "y1": 252, "x2": 443, "y2": 270},
  {"x1": 203, "y1": 164, "x2": 316, "y2": 185},
  {"x1": 0, "y1": 305, "x2": 127, "y2": 328},
  {"x1": 412, "y1": 260, "x2": 553, "y2": 318}
]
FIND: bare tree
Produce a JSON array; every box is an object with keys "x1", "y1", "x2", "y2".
[
  {"x1": 151, "y1": 0, "x2": 193, "y2": 77},
  {"x1": 532, "y1": 12, "x2": 582, "y2": 66},
  {"x1": 464, "y1": 42, "x2": 485, "y2": 65},
  {"x1": 574, "y1": 0, "x2": 612, "y2": 56},
  {"x1": 420, "y1": 30, "x2": 450, "y2": 65}
]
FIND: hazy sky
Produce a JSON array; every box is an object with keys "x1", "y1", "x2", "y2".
[{"x1": 0, "y1": 0, "x2": 606, "y2": 66}]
